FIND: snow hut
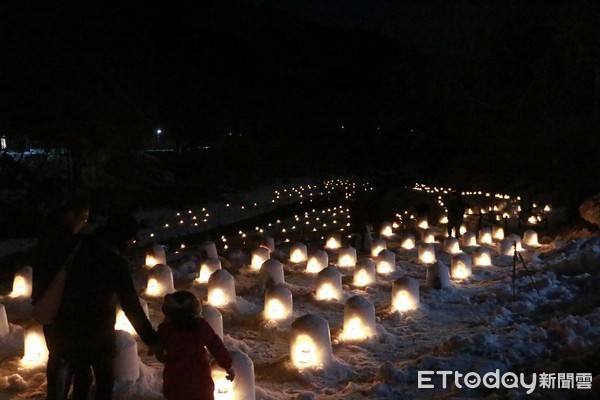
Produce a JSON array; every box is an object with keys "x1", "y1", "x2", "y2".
[
  {"x1": 461, "y1": 231, "x2": 477, "y2": 247},
  {"x1": 338, "y1": 246, "x2": 357, "y2": 268},
  {"x1": 203, "y1": 305, "x2": 224, "y2": 339},
  {"x1": 146, "y1": 264, "x2": 174, "y2": 297},
  {"x1": 212, "y1": 351, "x2": 255, "y2": 400},
  {"x1": 200, "y1": 240, "x2": 219, "y2": 259},
  {"x1": 290, "y1": 314, "x2": 333, "y2": 369},
  {"x1": 306, "y1": 250, "x2": 328, "y2": 273},
  {"x1": 353, "y1": 259, "x2": 377, "y2": 287},
  {"x1": 376, "y1": 249, "x2": 395, "y2": 275},
  {"x1": 417, "y1": 217, "x2": 429, "y2": 229},
  {"x1": 400, "y1": 234, "x2": 416, "y2": 250},
  {"x1": 492, "y1": 226, "x2": 505, "y2": 241},
  {"x1": 0, "y1": 304, "x2": 9, "y2": 337},
  {"x1": 260, "y1": 236, "x2": 276, "y2": 253},
  {"x1": 421, "y1": 229, "x2": 436, "y2": 244},
  {"x1": 208, "y1": 269, "x2": 236, "y2": 307},
  {"x1": 145, "y1": 243, "x2": 166, "y2": 268},
  {"x1": 392, "y1": 277, "x2": 420, "y2": 312},
  {"x1": 370, "y1": 238, "x2": 387, "y2": 257},
  {"x1": 260, "y1": 259, "x2": 285, "y2": 287},
  {"x1": 443, "y1": 237, "x2": 461, "y2": 254},
  {"x1": 478, "y1": 227, "x2": 493, "y2": 245},
  {"x1": 113, "y1": 330, "x2": 140, "y2": 382},
  {"x1": 380, "y1": 221, "x2": 394, "y2": 238},
  {"x1": 316, "y1": 267, "x2": 343, "y2": 301},
  {"x1": 10, "y1": 266, "x2": 32, "y2": 299},
  {"x1": 250, "y1": 247, "x2": 270, "y2": 270},
  {"x1": 114, "y1": 297, "x2": 149, "y2": 336},
  {"x1": 523, "y1": 230, "x2": 540, "y2": 247},
  {"x1": 21, "y1": 324, "x2": 48, "y2": 367},
  {"x1": 418, "y1": 243, "x2": 436, "y2": 264},
  {"x1": 324, "y1": 233, "x2": 342, "y2": 250},
  {"x1": 426, "y1": 261, "x2": 451, "y2": 289},
  {"x1": 264, "y1": 285, "x2": 293, "y2": 321},
  {"x1": 341, "y1": 296, "x2": 377, "y2": 340},
  {"x1": 289, "y1": 242, "x2": 308, "y2": 264},
  {"x1": 472, "y1": 247, "x2": 492, "y2": 266},
  {"x1": 498, "y1": 235, "x2": 522, "y2": 256},
  {"x1": 197, "y1": 257, "x2": 222, "y2": 284},
  {"x1": 451, "y1": 253, "x2": 472, "y2": 279}
]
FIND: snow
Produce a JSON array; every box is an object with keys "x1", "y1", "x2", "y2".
[{"x1": 1, "y1": 180, "x2": 599, "y2": 399}]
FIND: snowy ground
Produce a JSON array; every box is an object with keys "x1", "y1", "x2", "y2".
[{"x1": 1, "y1": 180, "x2": 599, "y2": 400}]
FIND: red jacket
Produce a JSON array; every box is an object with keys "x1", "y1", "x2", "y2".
[{"x1": 158, "y1": 318, "x2": 233, "y2": 400}]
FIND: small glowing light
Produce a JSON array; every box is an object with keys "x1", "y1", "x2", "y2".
[
  {"x1": 146, "y1": 278, "x2": 160, "y2": 297},
  {"x1": 452, "y1": 263, "x2": 471, "y2": 280},
  {"x1": 21, "y1": 327, "x2": 49, "y2": 366},
  {"x1": 401, "y1": 236, "x2": 415, "y2": 250},
  {"x1": 393, "y1": 290, "x2": 414, "y2": 312},
  {"x1": 209, "y1": 288, "x2": 226, "y2": 307},
  {"x1": 292, "y1": 334, "x2": 318, "y2": 368},
  {"x1": 316, "y1": 283, "x2": 336, "y2": 300},
  {"x1": 265, "y1": 299, "x2": 286, "y2": 320},
  {"x1": 341, "y1": 317, "x2": 369, "y2": 340},
  {"x1": 10, "y1": 276, "x2": 29, "y2": 298}
]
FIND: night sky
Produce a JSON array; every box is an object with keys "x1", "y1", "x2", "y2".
[{"x1": 0, "y1": 0, "x2": 598, "y2": 193}]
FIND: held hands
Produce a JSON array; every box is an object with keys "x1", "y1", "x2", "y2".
[
  {"x1": 226, "y1": 367, "x2": 235, "y2": 381},
  {"x1": 148, "y1": 344, "x2": 166, "y2": 363}
]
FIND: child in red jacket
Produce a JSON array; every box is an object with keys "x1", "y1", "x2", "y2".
[{"x1": 158, "y1": 291, "x2": 235, "y2": 400}]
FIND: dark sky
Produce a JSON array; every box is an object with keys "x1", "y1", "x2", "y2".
[{"x1": 0, "y1": 0, "x2": 598, "y2": 188}]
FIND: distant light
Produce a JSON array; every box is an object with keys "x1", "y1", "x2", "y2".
[{"x1": 156, "y1": 129, "x2": 162, "y2": 135}]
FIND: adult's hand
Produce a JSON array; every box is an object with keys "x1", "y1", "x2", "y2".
[{"x1": 148, "y1": 344, "x2": 166, "y2": 363}]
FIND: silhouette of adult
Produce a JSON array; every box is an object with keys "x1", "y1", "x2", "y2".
[{"x1": 446, "y1": 191, "x2": 467, "y2": 238}]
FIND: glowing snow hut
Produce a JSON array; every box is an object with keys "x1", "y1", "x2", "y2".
[
  {"x1": 10, "y1": 266, "x2": 32, "y2": 299},
  {"x1": 421, "y1": 229, "x2": 436, "y2": 244},
  {"x1": 400, "y1": 234, "x2": 416, "y2": 250},
  {"x1": 341, "y1": 296, "x2": 376, "y2": 340},
  {"x1": 208, "y1": 269, "x2": 236, "y2": 307},
  {"x1": 380, "y1": 221, "x2": 394, "y2": 238},
  {"x1": 145, "y1": 244, "x2": 166, "y2": 268},
  {"x1": 418, "y1": 243, "x2": 436, "y2": 264},
  {"x1": 197, "y1": 257, "x2": 222, "y2": 284},
  {"x1": 370, "y1": 238, "x2": 387, "y2": 257},
  {"x1": 478, "y1": 227, "x2": 493, "y2": 245},
  {"x1": 523, "y1": 230, "x2": 540, "y2": 247},
  {"x1": 264, "y1": 285, "x2": 293, "y2": 321},
  {"x1": 251, "y1": 247, "x2": 270, "y2": 270},
  {"x1": 492, "y1": 226, "x2": 505, "y2": 241},
  {"x1": 472, "y1": 247, "x2": 492, "y2": 266},
  {"x1": 212, "y1": 351, "x2": 255, "y2": 400},
  {"x1": 443, "y1": 237, "x2": 461, "y2": 254},
  {"x1": 21, "y1": 324, "x2": 48, "y2": 367},
  {"x1": 376, "y1": 249, "x2": 395, "y2": 275},
  {"x1": 306, "y1": 250, "x2": 328, "y2": 274},
  {"x1": 451, "y1": 253, "x2": 472, "y2": 280},
  {"x1": 114, "y1": 297, "x2": 150, "y2": 336},
  {"x1": 289, "y1": 242, "x2": 308, "y2": 264},
  {"x1": 316, "y1": 267, "x2": 343, "y2": 301},
  {"x1": 324, "y1": 233, "x2": 342, "y2": 250},
  {"x1": 290, "y1": 314, "x2": 333, "y2": 369},
  {"x1": 392, "y1": 277, "x2": 420, "y2": 312},
  {"x1": 353, "y1": 259, "x2": 377, "y2": 287},
  {"x1": 461, "y1": 231, "x2": 477, "y2": 247},
  {"x1": 145, "y1": 264, "x2": 174, "y2": 297},
  {"x1": 337, "y1": 246, "x2": 357, "y2": 268}
]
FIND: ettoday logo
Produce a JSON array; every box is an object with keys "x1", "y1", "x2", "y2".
[{"x1": 418, "y1": 370, "x2": 537, "y2": 394}]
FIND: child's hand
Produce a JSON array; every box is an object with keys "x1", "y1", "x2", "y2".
[{"x1": 226, "y1": 368, "x2": 235, "y2": 381}]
